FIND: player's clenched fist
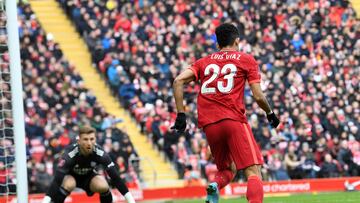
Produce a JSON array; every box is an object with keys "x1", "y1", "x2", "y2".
[
  {"x1": 267, "y1": 112, "x2": 280, "y2": 128},
  {"x1": 171, "y1": 112, "x2": 187, "y2": 133}
]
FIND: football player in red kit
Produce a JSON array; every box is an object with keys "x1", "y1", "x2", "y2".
[{"x1": 172, "y1": 23, "x2": 280, "y2": 203}]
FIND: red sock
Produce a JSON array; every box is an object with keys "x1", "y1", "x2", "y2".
[
  {"x1": 246, "y1": 175, "x2": 263, "y2": 203},
  {"x1": 213, "y1": 169, "x2": 234, "y2": 189}
]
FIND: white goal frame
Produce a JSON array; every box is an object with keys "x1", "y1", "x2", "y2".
[{"x1": 5, "y1": 0, "x2": 28, "y2": 202}]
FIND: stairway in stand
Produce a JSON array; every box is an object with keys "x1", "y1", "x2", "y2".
[
  {"x1": 29, "y1": 0, "x2": 182, "y2": 188},
  {"x1": 350, "y1": 0, "x2": 360, "y2": 18}
]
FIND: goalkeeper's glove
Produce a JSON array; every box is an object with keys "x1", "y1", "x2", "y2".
[
  {"x1": 124, "y1": 192, "x2": 136, "y2": 203},
  {"x1": 42, "y1": 196, "x2": 52, "y2": 203},
  {"x1": 267, "y1": 111, "x2": 280, "y2": 128},
  {"x1": 171, "y1": 112, "x2": 186, "y2": 133}
]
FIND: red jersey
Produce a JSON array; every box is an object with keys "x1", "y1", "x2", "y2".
[{"x1": 189, "y1": 51, "x2": 261, "y2": 128}]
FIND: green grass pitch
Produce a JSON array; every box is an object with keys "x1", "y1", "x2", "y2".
[{"x1": 168, "y1": 191, "x2": 360, "y2": 203}]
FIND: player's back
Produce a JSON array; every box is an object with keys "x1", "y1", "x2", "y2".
[{"x1": 189, "y1": 50, "x2": 261, "y2": 128}]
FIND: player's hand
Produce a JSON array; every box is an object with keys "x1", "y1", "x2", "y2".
[
  {"x1": 171, "y1": 112, "x2": 186, "y2": 133},
  {"x1": 267, "y1": 112, "x2": 280, "y2": 128}
]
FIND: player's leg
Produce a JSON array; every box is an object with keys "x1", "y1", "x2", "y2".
[
  {"x1": 43, "y1": 175, "x2": 76, "y2": 203},
  {"x1": 205, "y1": 120, "x2": 236, "y2": 189},
  {"x1": 205, "y1": 165, "x2": 235, "y2": 203},
  {"x1": 89, "y1": 175, "x2": 112, "y2": 203},
  {"x1": 244, "y1": 165, "x2": 263, "y2": 203},
  {"x1": 229, "y1": 122, "x2": 263, "y2": 203},
  {"x1": 204, "y1": 120, "x2": 236, "y2": 203}
]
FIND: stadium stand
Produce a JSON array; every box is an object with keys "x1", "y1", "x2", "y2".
[
  {"x1": 29, "y1": 0, "x2": 179, "y2": 188},
  {"x1": 351, "y1": 0, "x2": 360, "y2": 18},
  {"x1": 59, "y1": 0, "x2": 359, "y2": 182},
  {"x1": 1, "y1": 2, "x2": 139, "y2": 194},
  {"x1": 2, "y1": 0, "x2": 357, "y2": 194},
  {"x1": 0, "y1": 0, "x2": 359, "y2": 200}
]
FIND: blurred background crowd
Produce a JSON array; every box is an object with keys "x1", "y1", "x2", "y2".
[
  {"x1": 1, "y1": 2, "x2": 139, "y2": 194},
  {"x1": 0, "y1": 0, "x2": 359, "y2": 194},
  {"x1": 58, "y1": 0, "x2": 360, "y2": 183}
]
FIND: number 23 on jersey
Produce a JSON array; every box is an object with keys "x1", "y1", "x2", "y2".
[{"x1": 201, "y1": 64, "x2": 237, "y2": 94}]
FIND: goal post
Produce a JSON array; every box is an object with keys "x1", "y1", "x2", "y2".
[{"x1": 4, "y1": 0, "x2": 28, "y2": 202}]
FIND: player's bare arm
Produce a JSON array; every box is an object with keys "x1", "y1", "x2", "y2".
[
  {"x1": 250, "y1": 83, "x2": 280, "y2": 128},
  {"x1": 171, "y1": 69, "x2": 196, "y2": 133},
  {"x1": 249, "y1": 83, "x2": 272, "y2": 114},
  {"x1": 173, "y1": 69, "x2": 196, "y2": 113}
]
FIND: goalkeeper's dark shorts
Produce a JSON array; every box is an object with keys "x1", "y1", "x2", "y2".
[{"x1": 71, "y1": 172, "x2": 98, "y2": 196}]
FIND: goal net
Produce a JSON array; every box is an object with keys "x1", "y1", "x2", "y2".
[{"x1": 0, "y1": 1, "x2": 17, "y2": 200}]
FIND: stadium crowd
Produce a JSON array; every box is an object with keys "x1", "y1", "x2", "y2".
[
  {"x1": 1, "y1": 0, "x2": 357, "y2": 194},
  {"x1": 1, "y1": 3, "x2": 139, "y2": 194},
  {"x1": 59, "y1": 0, "x2": 360, "y2": 182}
]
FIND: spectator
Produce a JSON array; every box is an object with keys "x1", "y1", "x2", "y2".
[
  {"x1": 32, "y1": 163, "x2": 52, "y2": 193},
  {"x1": 268, "y1": 152, "x2": 290, "y2": 181},
  {"x1": 337, "y1": 140, "x2": 357, "y2": 176},
  {"x1": 320, "y1": 153, "x2": 339, "y2": 178},
  {"x1": 299, "y1": 142, "x2": 318, "y2": 179},
  {"x1": 284, "y1": 144, "x2": 305, "y2": 179}
]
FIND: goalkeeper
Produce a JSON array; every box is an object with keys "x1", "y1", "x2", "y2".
[{"x1": 42, "y1": 126, "x2": 136, "y2": 203}]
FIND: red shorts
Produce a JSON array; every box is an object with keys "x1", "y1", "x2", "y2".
[{"x1": 203, "y1": 119, "x2": 263, "y2": 170}]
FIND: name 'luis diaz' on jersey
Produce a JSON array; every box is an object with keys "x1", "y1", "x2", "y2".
[{"x1": 210, "y1": 52, "x2": 242, "y2": 60}]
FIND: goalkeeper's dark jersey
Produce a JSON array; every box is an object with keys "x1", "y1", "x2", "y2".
[
  {"x1": 57, "y1": 143, "x2": 115, "y2": 176},
  {"x1": 54, "y1": 143, "x2": 125, "y2": 192}
]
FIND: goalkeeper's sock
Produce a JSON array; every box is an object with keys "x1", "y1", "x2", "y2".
[
  {"x1": 99, "y1": 189, "x2": 113, "y2": 203},
  {"x1": 213, "y1": 169, "x2": 234, "y2": 189},
  {"x1": 52, "y1": 186, "x2": 70, "y2": 203},
  {"x1": 246, "y1": 175, "x2": 263, "y2": 203}
]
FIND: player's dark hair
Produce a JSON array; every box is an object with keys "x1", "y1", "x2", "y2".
[
  {"x1": 215, "y1": 23, "x2": 239, "y2": 48},
  {"x1": 79, "y1": 125, "x2": 96, "y2": 136}
]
